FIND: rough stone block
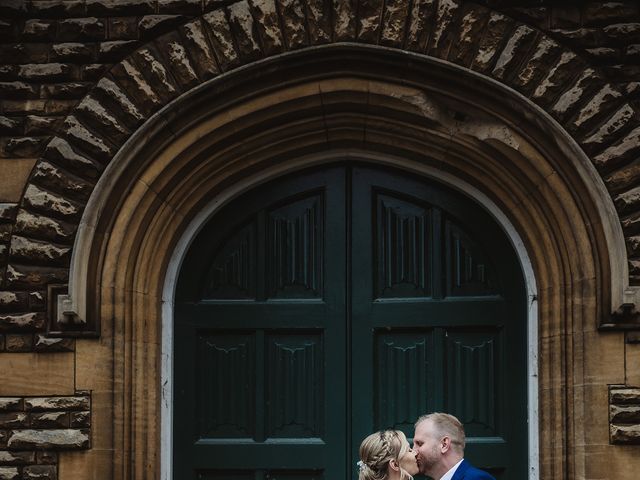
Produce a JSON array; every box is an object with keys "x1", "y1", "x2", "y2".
[
  {"x1": 0, "y1": 43, "x2": 49, "y2": 64},
  {"x1": 0, "y1": 399, "x2": 23, "y2": 412},
  {"x1": 0, "y1": 65, "x2": 16, "y2": 80},
  {"x1": 0, "y1": 412, "x2": 28, "y2": 429},
  {"x1": 227, "y1": 2, "x2": 262, "y2": 61},
  {"x1": 0, "y1": 450, "x2": 35, "y2": 465},
  {"x1": 2, "y1": 137, "x2": 48, "y2": 158},
  {"x1": 333, "y1": 0, "x2": 358, "y2": 42},
  {"x1": 603, "y1": 23, "x2": 640, "y2": 43},
  {"x1": 131, "y1": 46, "x2": 179, "y2": 102},
  {"x1": 30, "y1": 1, "x2": 85, "y2": 16},
  {"x1": 0, "y1": 335, "x2": 4, "y2": 352},
  {"x1": 43, "y1": 137, "x2": 102, "y2": 180},
  {"x1": 44, "y1": 100, "x2": 77, "y2": 116},
  {"x1": 9, "y1": 235, "x2": 71, "y2": 266},
  {"x1": 280, "y1": 0, "x2": 309, "y2": 49},
  {"x1": 472, "y1": 12, "x2": 512, "y2": 73},
  {"x1": 0, "y1": 204, "x2": 18, "y2": 221},
  {"x1": 157, "y1": 33, "x2": 199, "y2": 91},
  {"x1": 24, "y1": 117, "x2": 61, "y2": 136},
  {"x1": 18, "y1": 64, "x2": 73, "y2": 82},
  {"x1": 5, "y1": 264, "x2": 69, "y2": 289},
  {"x1": 551, "y1": 27, "x2": 603, "y2": 48},
  {"x1": 249, "y1": 0, "x2": 284, "y2": 56},
  {"x1": 35, "y1": 452, "x2": 56, "y2": 465},
  {"x1": 0, "y1": 116, "x2": 23, "y2": 135},
  {"x1": 573, "y1": 84, "x2": 623, "y2": 133},
  {"x1": 139, "y1": 15, "x2": 186, "y2": 40},
  {"x1": 51, "y1": 43, "x2": 94, "y2": 62},
  {"x1": 379, "y1": 0, "x2": 411, "y2": 48},
  {"x1": 5, "y1": 334, "x2": 34, "y2": 352},
  {"x1": 0, "y1": 292, "x2": 29, "y2": 313},
  {"x1": 33, "y1": 336, "x2": 74, "y2": 353},
  {"x1": 584, "y1": 2, "x2": 639, "y2": 27},
  {"x1": 69, "y1": 411, "x2": 90, "y2": 428},
  {"x1": 305, "y1": 0, "x2": 332, "y2": 45},
  {"x1": 581, "y1": 103, "x2": 636, "y2": 153},
  {"x1": 98, "y1": 40, "x2": 139, "y2": 62},
  {"x1": 30, "y1": 412, "x2": 70, "y2": 429},
  {"x1": 28, "y1": 292, "x2": 45, "y2": 312},
  {"x1": 514, "y1": 37, "x2": 562, "y2": 93},
  {"x1": 41, "y1": 82, "x2": 90, "y2": 101},
  {"x1": 550, "y1": 5, "x2": 581, "y2": 29},
  {"x1": 611, "y1": 404, "x2": 640, "y2": 423},
  {"x1": 81, "y1": 63, "x2": 110, "y2": 82},
  {"x1": 22, "y1": 20, "x2": 56, "y2": 41},
  {"x1": 25, "y1": 397, "x2": 89, "y2": 412},
  {"x1": 63, "y1": 115, "x2": 114, "y2": 163},
  {"x1": 0, "y1": 467, "x2": 19, "y2": 480},
  {"x1": 447, "y1": 5, "x2": 488, "y2": 67},
  {"x1": 179, "y1": 20, "x2": 219, "y2": 80},
  {"x1": 356, "y1": 0, "x2": 383, "y2": 43},
  {"x1": 57, "y1": 18, "x2": 105, "y2": 42},
  {"x1": 109, "y1": 61, "x2": 162, "y2": 117},
  {"x1": 492, "y1": 24, "x2": 538, "y2": 81},
  {"x1": 23, "y1": 465, "x2": 56, "y2": 480},
  {"x1": 108, "y1": 17, "x2": 138, "y2": 40},
  {"x1": 594, "y1": 126, "x2": 640, "y2": 171},
  {"x1": 0, "y1": 431, "x2": 6, "y2": 448},
  {"x1": 159, "y1": 0, "x2": 201, "y2": 14},
  {"x1": 611, "y1": 424, "x2": 640, "y2": 444},
  {"x1": 533, "y1": 52, "x2": 586, "y2": 106},
  {"x1": 610, "y1": 387, "x2": 640, "y2": 404},
  {"x1": 32, "y1": 161, "x2": 93, "y2": 202},
  {"x1": 23, "y1": 184, "x2": 81, "y2": 221},
  {"x1": 87, "y1": 0, "x2": 154, "y2": 15},
  {"x1": 93, "y1": 77, "x2": 144, "y2": 130},
  {"x1": 0, "y1": 82, "x2": 39, "y2": 100},
  {"x1": 0, "y1": 313, "x2": 45, "y2": 333},
  {"x1": 7, "y1": 429, "x2": 90, "y2": 450},
  {"x1": 75, "y1": 95, "x2": 130, "y2": 146}
]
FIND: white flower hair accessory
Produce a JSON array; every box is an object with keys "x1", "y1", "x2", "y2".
[{"x1": 357, "y1": 460, "x2": 366, "y2": 472}]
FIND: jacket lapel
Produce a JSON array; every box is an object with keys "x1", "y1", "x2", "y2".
[{"x1": 451, "y1": 459, "x2": 470, "y2": 480}]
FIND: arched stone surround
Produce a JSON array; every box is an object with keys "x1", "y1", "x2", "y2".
[{"x1": 56, "y1": 45, "x2": 626, "y2": 478}]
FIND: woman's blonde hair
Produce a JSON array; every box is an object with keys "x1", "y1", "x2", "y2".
[{"x1": 358, "y1": 430, "x2": 414, "y2": 480}]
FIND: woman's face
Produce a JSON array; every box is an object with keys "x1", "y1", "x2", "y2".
[{"x1": 398, "y1": 440, "x2": 419, "y2": 476}]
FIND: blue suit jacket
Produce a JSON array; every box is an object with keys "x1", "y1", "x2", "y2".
[{"x1": 451, "y1": 459, "x2": 496, "y2": 480}]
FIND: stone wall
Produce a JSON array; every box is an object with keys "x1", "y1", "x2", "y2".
[{"x1": 0, "y1": 393, "x2": 90, "y2": 480}]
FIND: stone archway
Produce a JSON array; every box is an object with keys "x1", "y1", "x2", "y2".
[{"x1": 53, "y1": 45, "x2": 623, "y2": 479}]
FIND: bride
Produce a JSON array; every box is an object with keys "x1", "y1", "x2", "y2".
[{"x1": 358, "y1": 429, "x2": 419, "y2": 480}]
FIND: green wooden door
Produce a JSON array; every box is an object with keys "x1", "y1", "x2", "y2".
[{"x1": 174, "y1": 165, "x2": 527, "y2": 479}]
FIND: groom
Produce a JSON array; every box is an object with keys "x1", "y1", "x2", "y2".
[{"x1": 412, "y1": 413, "x2": 495, "y2": 480}]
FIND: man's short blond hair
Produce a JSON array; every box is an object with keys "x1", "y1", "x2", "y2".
[{"x1": 415, "y1": 412, "x2": 466, "y2": 452}]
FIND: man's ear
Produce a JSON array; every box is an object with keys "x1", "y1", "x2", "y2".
[{"x1": 440, "y1": 436, "x2": 452, "y2": 454}]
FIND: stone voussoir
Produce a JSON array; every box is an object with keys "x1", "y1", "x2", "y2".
[
  {"x1": 227, "y1": 2, "x2": 262, "y2": 62},
  {"x1": 491, "y1": 24, "x2": 538, "y2": 81},
  {"x1": 179, "y1": 19, "x2": 220, "y2": 80},
  {"x1": 43, "y1": 136, "x2": 102, "y2": 180},
  {"x1": 31, "y1": 161, "x2": 94, "y2": 202},
  {"x1": 202, "y1": 9, "x2": 240, "y2": 71},
  {"x1": 249, "y1": 0, "x2": 284, "y2": 56},
  {"x1": 448, "y1": 5, "x2": 489, "y2": 67},
  {"x1": 22, "y1": 184, "x2": 81, "y2": 221},
  {"x1": 6, "y1": 429, "x2": 89, "y2": 450},
  {"x1": 109, "y1": 59, "x2": 163, "y2": 117},
  {"x1": 155, "y1": 33, "x2": 199, "y2": 91},
  {"x1": 471, "y1": 11, "x2": 513, "y2": 73}
]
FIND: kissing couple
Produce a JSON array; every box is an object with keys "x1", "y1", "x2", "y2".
[{"x1": 357, "y1": 413, "x2": 495, "y2": 480}]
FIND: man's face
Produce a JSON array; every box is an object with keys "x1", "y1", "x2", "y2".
[{"x1": 412, "y1": 419, "x2": 442, "y2": 476}]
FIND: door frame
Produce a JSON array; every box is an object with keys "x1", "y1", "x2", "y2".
[{"x1": 160, "y1": 153, "x2": 539, "y2": 480}]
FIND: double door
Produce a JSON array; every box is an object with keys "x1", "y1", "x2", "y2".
[{"x1": 174, "y1": 165, "x2": 527, "y2": 479}]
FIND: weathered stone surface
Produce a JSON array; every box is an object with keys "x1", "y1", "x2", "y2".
[
  {"x1": 584, "y1": 2, "x2": 639, "y2": 27},
  {"x1": 573, "y1": 84, "x2": 623, "y2": 132},
  {"x1": 86, "y1": 0, "x2": 154, "y2": 15},
  {"x1": 158, "y1": 33, "x2": 199, "y2": 91},
  {"x1": 33, "y1": 336, "x2": 74, "y2": 353},
  {"x1": 22, "y1": 465, "x2": 57, "y2": 480},
  {"x1": 91, "y1": 77, "x2": 143, "y2": 132},
  {"x1": 1, "y1": 137, "x2": 47, "y2": 157},
  {"x1": 6, "y1": 263, "x2": 68, "y2": 288},
  {"x1": 24, "y1": 117, "x2": 62, "y2": 136},
  {"x1": 333, "y1": 0, "x2": 357, "y2": 42},
  {"x1": 0, "y1": 43, "x2": 49, "y2": 64},
  {"x1": 249, "y1": 0, "x2": 283, "y2": 55},
  {"x1": 0, "y1": 467, "x2": 19, "y2": 480},
  {"x1": 379, "y1": 0, "x2": 410, "y2": 48},
  {"x1": 585, "y1": 46, "x2": 621, "y2": 61},
  {"x1": 610, "y1": 387, "x2": 640, "y2": 404},
  {"x1": 131, "y1": 46, "x2": 179, "y2": 102},
  {"x1": 9, "y1": 235, "x2": 71, "y2": 266},
  {"x1": 76, "y1": 96, "x2": 130, "y2": 145},
  {"x1": 472, "y1": 12, "x2": 512, "y2": 73},
  {"x1": 280, "y1": 0, "x2": 308, "y2": 49},
  {"x1": 492, "y1": 24, "x2": 537, "y2": 81},
  {"x1": 35, "y1": 451, "x2": 56, "y2": 465},
  {"x1": 611, "y1": 424, "x2": 640, "y2": 444},
  {"x1": 23, "y1": 184, "x2": 81, "y2": 220},
  {"x1": 22, "y1": 20, "x2": 55, "y2": 41},
  {"x1": 179, "y1": 20, "x2": 219, "y2": 80},
  {"x1": 51, "y1": 43, "x2": 94, "y2": 62},
  {"x1": 0, "y1": 224, "x2": 11, "y2": 242},
  {"x1": 110, "y1": 60, "x2": 163, "y2": 117},
  {"x1": 582, "y1": 104, "x2": 636, "y2": 153},
  {"x1": 202, "y1": 9, "x2": 240, "y2": 71},
  {"x1": 303, "y1": 0, "x2": 331, "y2": 45},
  {"x1": 63, "y1": 115, "x2": 114, "y2": 162},
  {"x1": 2, "y1": 101, "x2": 46, "y2": 116},
  {"x1": 43, "y1": 82, "x2": 91, "y2": 100},
  {"x1": 605, "y1": 161, "x2": 640, "y2": 193},
  {"x1": 31, "y1": 412, "x2": 69, "y2": 429},
  {"x1": 0, "y1": 413, "x2": 28, "y2": 429},
  {"x1": 81, "y1": 63, "x2": 111, "y2": 82},
  {"x1": 98, "y1": 40, "x2": 139, "y2": 62},
  {"x1": 0, "y1": 292, "x2": 28, "y2": 313},
  {"x1": 5, "y1": 334, "x2": 34, "y2": 352},
  {"x1": 108, "y1": 17, "x2": 138, "y2": 40},
  {"x1": 25, "y1": 397, "x2": 89, "y2": 412},
  {"x1": 552, "y1": 28, "x2": 603, "y2": 48},
  {"x1": 0, "y1": 313, "x2": 45, "y2": 332},
  {"x1": 44, "y1": 100, "x2": 77, "y2": 116},
  {"x1": 7, "y1": 429, "x2": 89, "y2": 450},
  {"x1": 513, "y1": 36, "x2": 560, "y2": 93},
  {"x1": 228, "y1": 2, "x2": 262, "y2": 61},
  {"x1": 0, "y1": 82, "x2": 39, "y2": 100},
  {"x1": 603, "y1": 23, "x2": 640, "y2": 43},
  {"x1": 57, "y1": 18, "x2": 105, "y2": 42},
  {"x1": 0, "y1": 116, "x2": 22, "y2": 135},
  {"x1": 427, "y1": 0, "x2": 461, "y2": 56},
  {"x1": 595, "y1": 126, "x2": 640, "y2": 171},
  {"x1": 139, "y1": 15, "x2": 186, "y2": 40},
  {"x1": 617, "y1": 187, "x2": 640, "y2": 215},
  {"x1": 43, "y1": 137, "x2": 102, "y2": 180},
  {"x1": 29, "y1": 1, "x2": 85, "y2": 16},
  {"x1": 18, "y1": 64, "x2": 72, "y2": 82},
  {"x1": 159, "y1": 0, "x2": 201, "y2": 14},
  {"x1": 611, "y1": 404, "x2": 640, "y2": 423},
  {"x1": 448, "y1": 6, "x2": 488, "y2": 67},
  {"x1": 0, "y1": 451, "x2": 35, "y2": 465},
  {"x1": 32, "y1": 161, "x2": 93, "y2": 201},
  {"x1": 70, "y1": 411, "x2": 90, "y2": 428},
  {"x1": 551, "y1": 68, "x2": 600, "y2": 120},
  {"x1": 28, "y1": 291, "x2": 45, "y2": 311},
  {"x1": 532, "y1": 52, "x2": 584, "y2": 107},
  {"x1": 0, "y1": 399, "x2": 23, "y2": 412},
  {"x1": 0, "y1": 204, "x2": 17, "y2": 221},
  {"x1": 357, "y1": 0, "x2": 383, "y2": 43}
]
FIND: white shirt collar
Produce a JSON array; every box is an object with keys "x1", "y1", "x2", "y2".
[{"x1": 439, "y1": 458, "x2": 464, "y2": 480}]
